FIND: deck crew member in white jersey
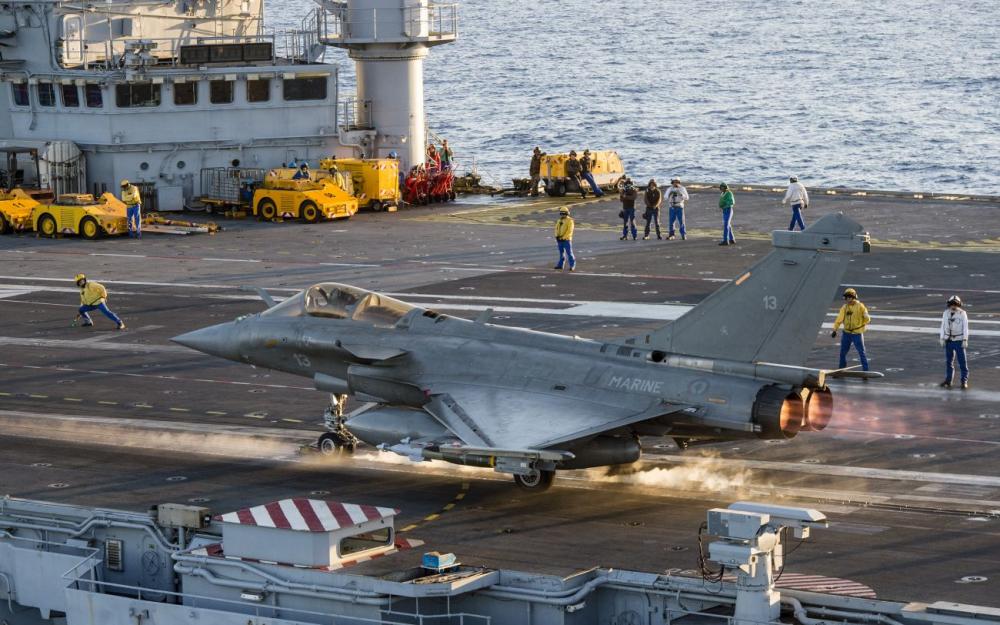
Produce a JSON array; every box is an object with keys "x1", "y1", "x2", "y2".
[
  {"x1": 782, "y1": 176, "x2": 809, "y2": 231},
  {"x1": 939, "y1": 295, "x2": 970, "y2": 389}
]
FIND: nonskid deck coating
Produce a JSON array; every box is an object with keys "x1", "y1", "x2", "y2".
[{"x1": 0, "y1": 191, "x2": 998, "y2": 606}]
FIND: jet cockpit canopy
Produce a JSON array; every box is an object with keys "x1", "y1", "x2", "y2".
[{"x1": 304, "y1": 283, "x2": 417, "y2": 327}]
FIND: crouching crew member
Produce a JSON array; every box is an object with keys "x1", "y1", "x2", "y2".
[
  {"x1": 939, "y1": 295, "x2": 969, "y2": 389},
  {"x1": 553, "y1": 207, "x2": 576, "y2": 271},
  {"x1": 75, "y1": 273, "x2": 125, "y2": 330},
  {"x1": 831, "y1": 287, "x2": 870, "y2": 371},
  {"x1": 120, "y1": 179, "x2": 142, "y2": 239}
]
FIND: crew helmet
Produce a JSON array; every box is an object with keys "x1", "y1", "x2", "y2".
[
  {"x1": 559, "y1": 206, "x2": 570, "y2": 214},
  {"x1": 671, "y1": 178, "x2": 680, "y2": 184},
  {"x1": 569, "y1": 150, "x2": 577, "y2": 156},
  {"x1": 74, "y1": 273, "x2": 86, "y2": 283},
  {"x1": 719, "y1": 182, "x2": 729, "y2": 191},
  {"x1": 947, "y1": 295, "x2": 963, "y2": 307},
  {"x1": 789, "y1": 176, "x2": 798, "y2": 183},
  {"x1": 120, "y1": 179, "x2": 130, "y2": 187},
  {"x1": 388, "y1": 151, "x2": 398, "y2": 159},
  {"x1": 843, "y1": 287, "x2": 858, "y2": 299}
]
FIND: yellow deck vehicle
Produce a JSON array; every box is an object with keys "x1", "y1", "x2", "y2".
[
  {"x1": 0, "y1": 188, "x2": 40, "y2": 234},
  {"x1": 320, "y1": 158, "x2": 400, "y2": 212},
  {"x1": 32, "y1": 193, "x2": 128, "y2": 239},
  {"x1": 540, "y1": 150, "x2": 626, "y2": 197},
  {"x1": 199, "y1": 167, "x2": 358, "y2": 222}
]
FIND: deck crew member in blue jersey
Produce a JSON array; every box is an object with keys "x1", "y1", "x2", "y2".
[
  {"x1": 939, "y1": 295, "x2": 970, "y2": 389},
  {"x1": 783, "y1": 176, "x2": 809, "y2": 231},
  {"x1": 75, "y1": 273, "x2": 125, "y2": 330},
  {"x1": 120, "y1": 179, "x2": 142, "y2": 239},
  {"x1": 718, "y1": 183, "x2": 735, "y2": 245},
  {"x1": 553, "y1": 206, "x2": 576, "y2": 271},
  {"x1": 579, "y1": 150, "x2": 604, "y2": 197},
  {"x1": 666, "y1": 178, "x2": 689, "y2": 240},
  {"x1": 831, "y1": 287, "x2": 870, "y2": 371},
  {"x1": 619, "y1": 178, "x2": 638, "y2": 240},
  {"x1": 293, "y1": 163, "x2": 311, "y2": 180}
]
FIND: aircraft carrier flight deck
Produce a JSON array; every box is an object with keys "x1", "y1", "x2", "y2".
[{"x1": 1, "y1": 188, "x2": 999, "y2": 606}]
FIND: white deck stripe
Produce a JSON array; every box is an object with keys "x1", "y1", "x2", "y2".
[
  {"x1": 249, "y1": 505, "x2": 274, "y2": 527},
  {"x1": 342, "y1": 503, "x2": 369, "y2": 525},
  {"x1": 310, "y1": 499, "x2": 340, "y2": 531},
  {"x1": 279, "y1": 499, "x2": 308, "y2": 531}
]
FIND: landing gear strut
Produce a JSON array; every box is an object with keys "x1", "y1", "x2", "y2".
[
  {"x1": 513, "y1": 468, "x2": 555, "y2": 492},
  {"x1": 319, "y1": 394, "x2": 358, "y2": 456}
]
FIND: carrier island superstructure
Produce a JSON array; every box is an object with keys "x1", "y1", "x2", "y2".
[{"x1": 0, "y1": 0, "x2": 456, "y2": 207}]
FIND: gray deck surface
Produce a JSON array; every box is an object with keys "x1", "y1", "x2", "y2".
[{"x1": 1, "y1": 188, "x2": 998, "y2": 606}]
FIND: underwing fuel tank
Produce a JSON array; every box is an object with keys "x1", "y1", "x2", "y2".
[{"x1": 348, "y1": 406, "x2": 450, "y2": 446}]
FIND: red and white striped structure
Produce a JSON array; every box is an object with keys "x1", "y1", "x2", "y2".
[{"x1": 214, "y1": 499, "x2": 399, "y2": 532}]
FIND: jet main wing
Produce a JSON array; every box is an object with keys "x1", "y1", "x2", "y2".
[{"x1": 421, "y1": 381, "x2": 685, "y2": 450}]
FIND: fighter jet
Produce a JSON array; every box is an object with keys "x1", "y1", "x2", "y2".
[{"x1": 174, "y1": 213, "x2": 877, "y2": 491}]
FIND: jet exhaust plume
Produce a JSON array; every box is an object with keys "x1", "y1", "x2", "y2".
[{"x1": 586, "y1": 451, "x2": 760, "y2": 495}]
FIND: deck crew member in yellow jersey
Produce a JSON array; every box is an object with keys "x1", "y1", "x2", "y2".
[
  {"x1": 120, "y1": 179, "x2": 142, "y2": 239},
  {"x1": 75, "y1": 274, "x2": 125, "y2": 330},
  {"x1": 830, "y1": 287, "x2": 870, "y2": 370},
  {"x1": 553, "y1": 207, "x2": 576, "y2": 272}
]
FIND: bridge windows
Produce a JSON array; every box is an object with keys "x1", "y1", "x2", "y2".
[
  {"x1": 116, "y1": 83, "x2": 161, "y2": 108},
  {"x1": 10, "y1": 83, "x2": 28, "y2": 107},
  {"x1": 210, "y1": 80, "x2": 234, "y2": 104},
  {"x1": 283, "y1": 76, "x2": 327, "y2": 101},
  {"x1": 36, "y1": 83, "x2": 56, "y2": 107},
  {"x1": 85, "y1": 84, "x2": 103, "y2": 108},
  {"x1": 174, "y1": 81, "x2": 198, "y2": 106},
  {"x1": 247, "y1": 78, "x2": 271, "y2": 103},
  {"x1": 61, "y1": 84, "x2": 80, "y2": 108}
]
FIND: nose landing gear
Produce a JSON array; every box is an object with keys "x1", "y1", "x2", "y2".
[{"x1": 318, "y1": 394, "x2": 359, "y2": 456}]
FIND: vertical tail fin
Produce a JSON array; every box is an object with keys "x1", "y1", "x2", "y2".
[{"x1": 628, "y1": 213, "x2": 870, "y2": 366}]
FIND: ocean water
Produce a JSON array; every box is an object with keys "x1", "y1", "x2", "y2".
[{"x1": 271, "y1": 1, "x2": 1000, "y2": 194}]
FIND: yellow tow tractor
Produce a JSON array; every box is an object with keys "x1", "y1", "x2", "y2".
[
  {"x1": 199, "y1": 167, "x2": 358, "y2": 222},
  {"x1": 32, "y1": 193, "x2": 128, "y2": 239},
  {"x1": 319, "y1": 157, "x2": 400, "y2": 212},
  {"x1": 540, "y1": 150, "x2": 626, "y2": 197},
  {"x1": 0, "y1": 188, "x2": 40, "y2": 234}
]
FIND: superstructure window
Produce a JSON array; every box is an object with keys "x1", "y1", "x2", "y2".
[
  {"x1": 247, "y1": 78, "x2": 270, "y2": 103},
  {"x1": 11, "y1": 83, "x2": 29, "y2": 106},
  {"x1": 210, "y1": 80, "x2": 234, "y2": 104},
  {"x1": 116, "y1": 83, "x2": 161, "y2": 108},
  {"x1": 174, "y1": 82, "x2": 197, "y2": 106},
  {"x1": 85, "y1": 84, "x2": 103, "y2": 108},
  {"x1": 37, "y1": 83, "x2": 56, "y2": 107},
  {"x1": 61, "y1": 84, "x2": 80, "y2": 107},
  {"x1": 283, "y1": 77, "x2": 327, "y2": 101}
]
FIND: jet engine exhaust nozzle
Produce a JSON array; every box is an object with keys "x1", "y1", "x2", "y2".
[
  {"x1": 753, "y1": 385, "x2": 803, "y2": 440},
  {"x1": 802, "y1": 388, "x2": 833, "y2": 432}
]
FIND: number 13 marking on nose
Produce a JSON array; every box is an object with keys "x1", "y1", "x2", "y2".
[{"x1": 763, "y1": 295, "x2": 778, "y2": 310}]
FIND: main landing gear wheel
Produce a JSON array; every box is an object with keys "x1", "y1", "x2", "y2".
[
  {"x1": 318, "y1": 432, "x2": 355, "y2": 456},
  {"x1": 513, "y1": 469, "x2": 555, "y2": 491}
]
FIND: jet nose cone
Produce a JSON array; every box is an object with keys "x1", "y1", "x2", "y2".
[{"x1": 172, "y1": 322, "x2": 238, "y2": 360}]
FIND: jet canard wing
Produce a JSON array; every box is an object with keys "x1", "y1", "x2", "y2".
[{"x1": 421, "y1": 382, "x2": 687, "y2": 450}]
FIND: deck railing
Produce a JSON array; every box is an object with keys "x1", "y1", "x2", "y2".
[{"x1": 316, "y1": 3, "x2": 458, "y2": 44}]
